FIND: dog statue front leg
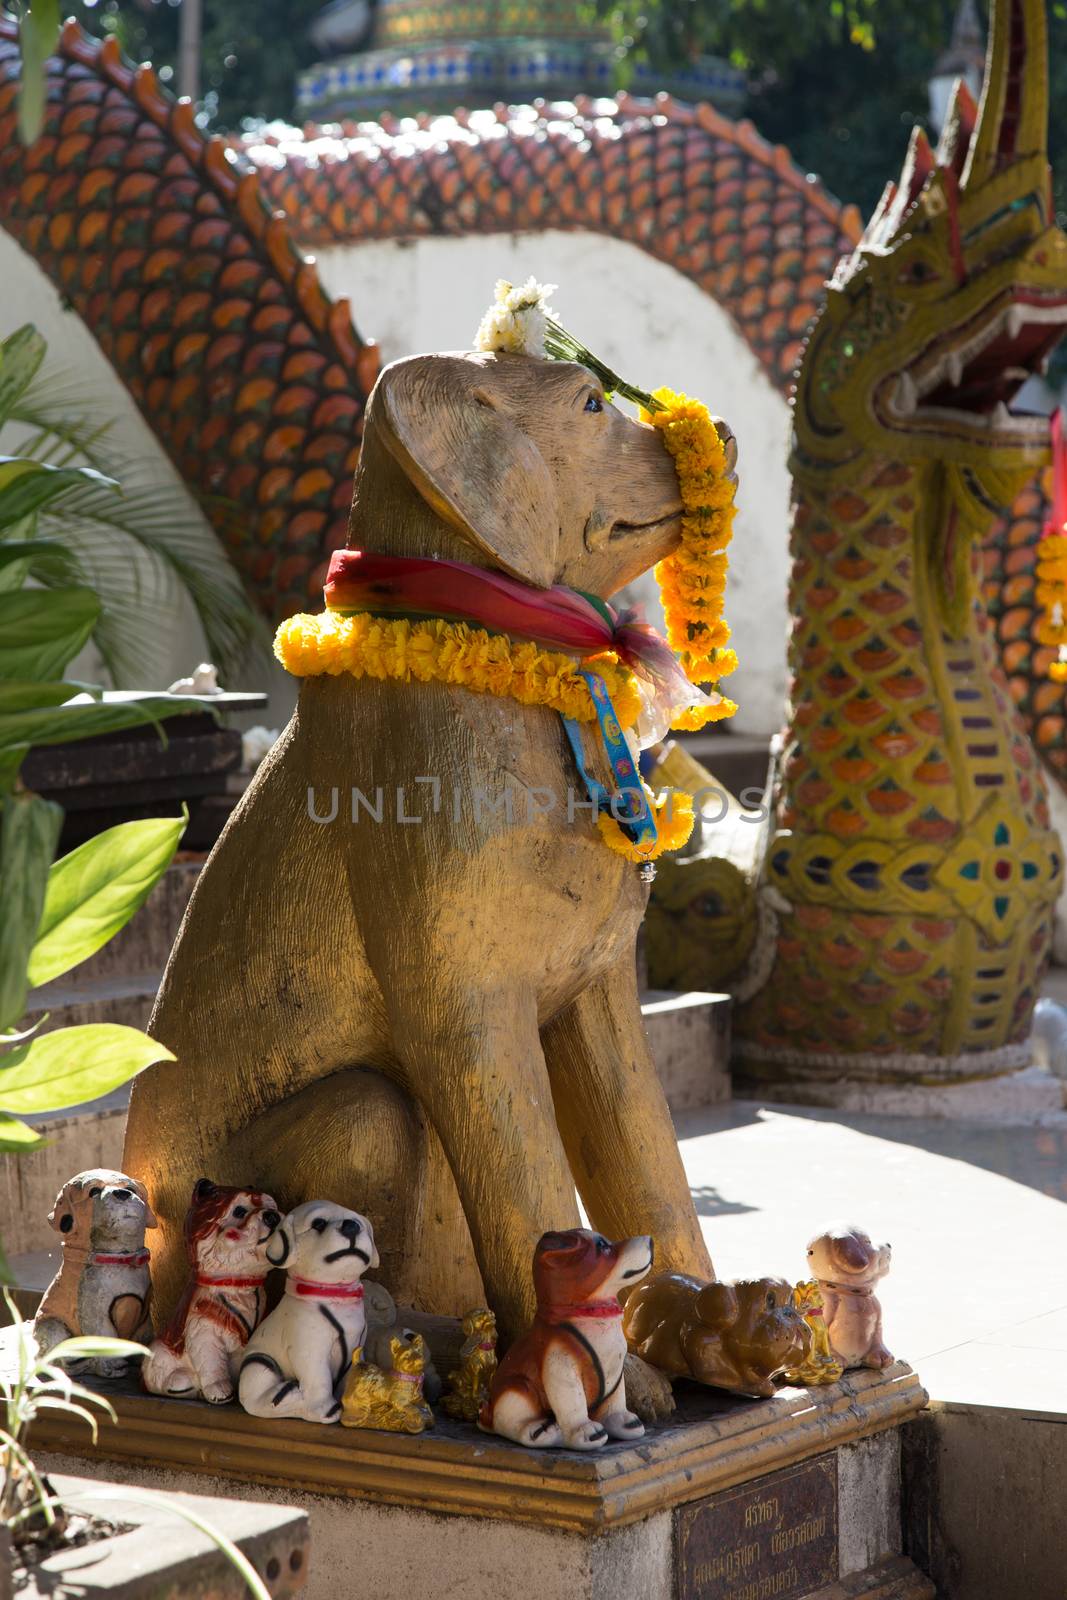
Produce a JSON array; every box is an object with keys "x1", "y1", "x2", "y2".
[
  {"x1": 542, "y1": 1345, "x2": 608, "y2": 1450},
  {"x1": 594, "y1": 1374, "x2": 645, "y2": 1442},
  {"x1": 184, "y1": 1319, "x2": 237, "y2": 1405}
]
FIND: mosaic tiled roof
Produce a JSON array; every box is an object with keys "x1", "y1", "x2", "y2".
[
  {"x1": 0, "y1": 19, "x2": 378, "y2": 617},
  {"x1": 241, "y1": 95, "x2": 863, "y2": 396}
]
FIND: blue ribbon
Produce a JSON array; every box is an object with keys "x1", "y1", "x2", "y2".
[{"x1": 561, "y1": 670, "x2": 658, "y2": 857}]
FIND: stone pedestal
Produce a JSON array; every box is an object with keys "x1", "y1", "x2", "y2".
[{"x1": 28, "y1": 1364, "x2": 933, "y2": 1600}]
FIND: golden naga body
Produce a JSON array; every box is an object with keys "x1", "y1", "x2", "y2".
[
  {"x1": 342, "y1": 1333, "x2": 434, "y2": 1434},
  {"x1": 442, "y1": 1308, "x2": 499, "y2": 1424},
  {"x1": 783, "y1": 1281, "x2": 843, "y2": 1388},
  {"x1": 124, "y1": 350, "x2": 712, "y2": 1343},
  {"x1": 737, "y1": 0, "x2": 1067, "y2": 1081}
]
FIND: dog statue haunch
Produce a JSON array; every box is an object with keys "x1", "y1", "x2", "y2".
[
  {"x1": 341, "y1": 1332, "x2": 434, "y2": 1434},
  {"x1": 623, "y1": 1272, "x2": 812, "y2": 1398},
  {"x1": 806, "y1": 1224, "x2": 893, "y2": 1370},
  {"x1": 480, "y1": 1229, "x2": 653, "y2": 1450},
  {"x1": 142, "y1": 1179, "x2": 281, "y2": 1404},
  {"x1": 124, "y1": 348, "x2": 714, "y2": 1342},
  {"x1": 34, "y1": 1169, "x2": 155, "y2": 1374},
  {"x1": 239, "y1": 1201, "x2": 378, "y2": 1424}
]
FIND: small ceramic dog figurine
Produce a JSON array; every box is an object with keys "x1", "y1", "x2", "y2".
[
  {"x1": 807, "y1": 1224, "x2": 892, "y2": 1370},
  {"x1": 142, "y1": 1179, "x2": 281, "y2": 1403},
  {"x1": 34, "y1": 1169, "x2": 155, "y2": 1374},
  {"x1": 238, "y1": 1201, "x2": 378, "y2": 1423},
  {"x1": 783, "y1": 1280, "x2": 844, "y2": 1387},
  {"x1": 442, "y1": 1308, "x2": 498, "y2": 1423},
  {"x1": 623, "y1": 1273, "x2": 811, "y2": 1398},
  {"x1": 341, "y1": 1332, "x2": 434, "y2": 1433},
  {"x1": 481, "y1": 1229, "x2": 653, "y2": 1450}
]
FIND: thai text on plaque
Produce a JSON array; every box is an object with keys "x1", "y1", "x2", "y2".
[{"x1": 676, "y1": 1454, "x2": 838, "y2": 1600}]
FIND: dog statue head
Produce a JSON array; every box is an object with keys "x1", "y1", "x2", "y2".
[
  {"x1": 353, "y1": 351, "x2": 686, "y2": 597},
  {"x1": 691, "y1": 1277, "x2": 812, "y2": 1376},
  {"x1": 806, "y1": 1224, "x2": 891, "y2": 1291},
  {"x1": 182, "y1": 1179, "x2": 281, "y2": 1278},
  {"x1": 265, "y1": 1200, "x2": 379, "y2": 1282},
  {"x1": 533, "y1": 1227, "x2": 653, "y2": 1309},
  {"x1": 47, "y1": 1169, "x2": 156, "y2": 1253}
]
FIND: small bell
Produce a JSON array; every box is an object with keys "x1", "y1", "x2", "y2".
[{"x1": 638, "y1": 861, "x2": 657, "y2": 884}]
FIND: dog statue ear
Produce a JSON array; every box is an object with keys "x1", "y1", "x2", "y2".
[
  {"x1": 695, "y1": 1281, "x2": 740, "y2": 1330},
  {"x1": 47, "y1": 1186, "x2": 72, "y2": 1232},
  {"x1": 130, "y1": 1177, "x2": 158, "y2": 1229},
  {"x1": 266, "y1": 1220, "x2": 294, "y2": 1267},
  {"x1": 373, "y1": 355, "x2": 561, "y2": 589}
]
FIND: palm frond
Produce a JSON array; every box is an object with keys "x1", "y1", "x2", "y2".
[{"x1": 3, "y1": 367, "x2": 270, "y2": 687}]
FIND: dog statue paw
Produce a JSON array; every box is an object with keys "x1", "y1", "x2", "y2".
[
  {"x1": 783, "y1": 1280, "x2": 844, "y2": 1386},
  {"x1": 480, "y1": 1229, "x2": 654, "y2": 1450},
  {"x1": 342, "y1": 1331, "x2": 434, "y2": 1433},
  {"x1": 441, "y1": 1308, "x2": 498, "y2": 1423},
  {"x1": 238, "y1": 1201, "x2": 378, "y2": 1424},
  {"x1": 34, "y1": 1170, "x2": 156, "y2": 1374},
  {"x1": 806, "y1": 1224, "x2": 893, "y2": 1370},
  {"x1": 623, "y1": 1272, "x2": 812, "y2": 1398},
  {"x1": 142, "y1": 1179, "x2": 280, "y2": 1403}
]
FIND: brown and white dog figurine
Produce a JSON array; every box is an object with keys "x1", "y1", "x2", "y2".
[
  {"x1": 34, "y1": 1169, "x2": 155, "y2": 1375},
  {"x1": 142, "y1": 1179, "x2": 280, "y2": 1404},
  {"x1": 481, "y1": 1229, "x2": 653, "y2": 1450},
  {"x1": 806, "y1": 1223, "x2": 893, "y2": 1370}
]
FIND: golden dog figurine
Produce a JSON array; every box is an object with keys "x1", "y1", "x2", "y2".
[
  {"x1": 341, "y1": 1333, "x2": 434, "y2": 1434},
  {"x1": 783, "y1": 1280, "x2": 844, "y2": 1387},
  {"x1": 442, "y1": 1308, "x2": 498, "y2": 1424},
  {"x1": 124, "y1": 349, "x2": 714, "y2": 1340}
]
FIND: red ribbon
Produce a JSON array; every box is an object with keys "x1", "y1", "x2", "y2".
[
  {"x1": 325, "y1": 549, "x2": 708, "y2": 742},
  {"x1": 540, "y1": 1298, "x2": 621, "y2": 1323},
  {"x1": 1044, "y1": 408, "x2": 1067, "y2": 541},
  {"x1": 92, "y1": 1250, "x2": 150, "y2": 1267},
  {"x1": 195, "y1": 1273, "x2": 267, "y2": 1288},
  {"x1": 288, "y1": 1277, "x2": 365, "y2": 1300}
]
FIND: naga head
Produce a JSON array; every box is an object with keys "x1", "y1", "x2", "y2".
[{"x1": 796, "y1": 0, "x2": 1067, "y2": 517}]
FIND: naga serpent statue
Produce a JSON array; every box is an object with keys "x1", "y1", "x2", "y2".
[{"x1": 736, "y1": 0, "x2": 1067, "y2": 1082}]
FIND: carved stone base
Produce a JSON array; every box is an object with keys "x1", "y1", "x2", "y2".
[{"x1": 27, "y1": 1363, "x2": 934, "y2": 1600}]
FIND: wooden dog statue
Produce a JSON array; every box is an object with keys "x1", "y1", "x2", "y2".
[
  {"x1": 341, "y1": 1332, "x2": 434, "y2": 1434},
  {"x1": 623, "y1": 1272, "x2": 812, "y2": 1398},
  {"x1": 34, "y1": 1169, "x2": 155, "y2": 1374},
  {"x1": 481, "y1": 1228, "x2": 652, "y2": 1449},
  {"x1": 124, "y1": 349, "x2": 714, "y2": 1340}
]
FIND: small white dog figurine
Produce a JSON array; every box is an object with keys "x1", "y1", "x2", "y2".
[
  {"x1": 806, "y1": 1223, "x2": 893, "y2": 1370},
  {"x1": 142, "y1": 1179, "x2": 281, "y2": 1404},
  {"x1": 238, "y1": 1201, "x2": 378, "y2": 1423},
  {"x1": 34, "y1": 1169, "x2": 156, "y2": 1376}
]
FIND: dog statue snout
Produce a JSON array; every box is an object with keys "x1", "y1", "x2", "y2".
[{"x1": 339, "y1": 1217, "x2": 362, "y2": 1240}]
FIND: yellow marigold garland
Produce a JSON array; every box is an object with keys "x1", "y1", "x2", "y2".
[
  {"x1": 646, "y1": 388, "x2": 739, "y2": 728},
  {"x1": 275, "y1": 610, "x2": 645, "y2": 729},
  {"x1": 1036, "y1": 529, "x2": 1067, "y2": 683},
  {"x1": 597, "y1": 788, "x2": 694, "y2": 860}
]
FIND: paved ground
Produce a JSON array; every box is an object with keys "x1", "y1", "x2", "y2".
[{"x1": 675, "y1": 1097, "x2": 1067, "y2": 1413}]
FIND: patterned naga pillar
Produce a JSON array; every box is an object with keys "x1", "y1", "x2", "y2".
[{"x1": 737, "y1": 0, "x2": 1067, "y2": 1083}]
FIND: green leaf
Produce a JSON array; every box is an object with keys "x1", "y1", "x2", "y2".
[
  {"x1": 0, "y1": 1023, "x2": 174, "y2": 1115},
  {"x1": 0, "y1": 693, "x2": 208, "y2": 755},
  {"x1": 0, "y1": 457, "x2": 116, "y2": 531},
  {"x1": 43, "y1": 1335, "x2": 147, "y2": 1363},
  {"x1": 17, "y1": 0, "x2": 61, "y2": 146},
  {"x1": 0, "y1": 681, "x2": 92, "y2": 713},
  {"x1": 0, "y1": 536, "x2": 80, "y2": 594},
  {"x1": 29, "y1": 815, "x2": 186, "y2": 987},
  {"x1": 0, "y1": 327, "x2": 47, "y2": 430},
  {"x1": 0, "y1": 1112, "x2": 45, "y2": 1154},
  {"x1": 0, "y1": 791, "x2": 63, "y2": 1031},
  {"x1": 0, "y1": 586, "x2": 100, "y2": 680}
]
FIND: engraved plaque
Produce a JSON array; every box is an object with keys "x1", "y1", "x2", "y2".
[{"x1": 676, "y1": 1454, "x2": 838, "y2": 1600}]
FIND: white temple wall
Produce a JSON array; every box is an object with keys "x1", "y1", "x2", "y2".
[{"x1": 314, "y1": 230, "x2": 793, "y2": 737}]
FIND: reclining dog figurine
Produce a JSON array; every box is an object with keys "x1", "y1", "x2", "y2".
[
  {"x1": 125, "y1": 348, "x2": 719, "y2": 1341},
  {"x1": 239, "y1": 1201, "x2": 378, "y2": 1423}
]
